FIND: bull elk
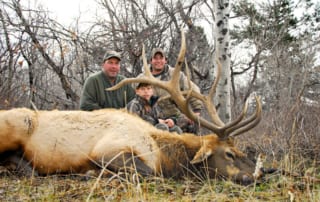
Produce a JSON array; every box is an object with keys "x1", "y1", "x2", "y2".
[{"x1": 0, "y1": 30, "x2": 263, "y2": 185}]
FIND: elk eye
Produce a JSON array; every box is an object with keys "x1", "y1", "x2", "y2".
[{"x1": 226, "y1": 151, "x2": 235, "y2": 160}]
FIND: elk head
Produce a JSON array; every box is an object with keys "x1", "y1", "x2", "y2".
[{"x1": 107, "y1": 29, "x2": 263, "y2": 185}]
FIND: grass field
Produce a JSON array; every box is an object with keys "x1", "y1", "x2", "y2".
[{"x1": 1, "y1": 163, "x2": 319, "y2": 202}]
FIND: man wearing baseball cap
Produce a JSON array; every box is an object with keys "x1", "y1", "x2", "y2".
[
  {"x1": 80, "y1": 50, "x2": 135, "y2": 110},
  {"x1": 136, "y1": 48, "x2": 203, "y2": 134}
]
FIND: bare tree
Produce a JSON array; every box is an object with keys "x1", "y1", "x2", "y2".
[
  {"x1": 231, "y1": 0, "x2": 320, "y2": 110},
  {"x1": 211, "y1": 0, "x2": 232, "y2": 123},
  {"x1": 0, "y1": 0, "x2": 96, "y2": 109},
  {"x1": 13, "y1": 1, "x2": 79, "y2": 103},
  {"x1": 0, "y1": 2, "x2": 26, "y2": 108}
]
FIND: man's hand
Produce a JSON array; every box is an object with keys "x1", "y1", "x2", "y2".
[
  {"x1": 164, "y1": 119, "x2": 175, "y2": 128},
  {"x1": 158, "y1": 119, "x2": 166, "y2": 124},
  {"x1": 188, "y1": 112, "x2": 200, "y2": 124}
]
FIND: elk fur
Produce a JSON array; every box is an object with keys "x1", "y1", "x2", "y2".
[{"x1": 0, "y1": 108, "x2": 255, "y2": 183}]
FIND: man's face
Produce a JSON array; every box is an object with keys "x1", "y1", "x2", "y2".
[
  {"x1": 102, "y1": 57, "x2": 120, "y2": 79},
  {"x1": 135, "y1": 85, "x2": 153, "y2": 101},
  {"x1": 151, "y1": 53, "x2": 166, "y2": 72}
]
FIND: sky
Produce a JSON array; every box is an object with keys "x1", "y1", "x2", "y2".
[
  {"x1": 32, "y1": 0, "x2": 97, "y2": 25},
  {"x1": 33, "y1": 0, "x2": 320, "y2": 37},
  {"x1": 30, "y1": 0, "x2": 319, "y2": 67},
  {"x1": 34, "y1": 0, "x2": 320, "y2": 24}
]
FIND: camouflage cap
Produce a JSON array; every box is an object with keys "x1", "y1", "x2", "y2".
[
  {"x1": 151, "y1": 48, "x2": 166, "y2": 58},
  {"x1": 103, "y1": 50, "x2": 121, "y2": 61}
]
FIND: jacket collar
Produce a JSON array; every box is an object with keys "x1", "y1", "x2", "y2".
[
  {"x1": 150, "y1": 64, "x2": 169, "y2": 77},
  {"x1": 135, "y1": 94, "x2": 159, "y2": 107},
  {"x1": 101, "y1": 71, "x2": 121, "y2": 85}
]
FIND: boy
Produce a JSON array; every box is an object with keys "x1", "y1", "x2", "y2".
[{"x1": 127, "y1": 83, "x2": 182, "y2": 134}]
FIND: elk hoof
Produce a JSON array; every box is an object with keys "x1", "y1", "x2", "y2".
[{"x1": 241, "y1": 175, "x2": 254, "y2": 186}]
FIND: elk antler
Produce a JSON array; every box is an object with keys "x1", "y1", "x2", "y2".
[{"x1": 107, "y1": 29, "x2": 262, "y2": 139}]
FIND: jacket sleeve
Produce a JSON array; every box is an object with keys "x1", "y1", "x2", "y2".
[
  {"x1": 127, "y1": 100, "x2": 158, "y2": 125},
  {"x1": 126, "y1": 100, "x2": 141, "y2": 115},
  {"x1": 79, "y1": 77, "x2": 102, "y2": 111},
  {"x1": 117, "y1": 75, "x2": 136, "y2": 105},
  {"x1": 153, "y1": 103, "x2": 176, "y2": 124},
  {"x1": 125, "y1": 84, "x2": 136, "y2": 104}
]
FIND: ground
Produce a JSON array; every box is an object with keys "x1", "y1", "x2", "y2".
[{"x1": 0, "y1": 166, "x2": 319, "y2": 201}]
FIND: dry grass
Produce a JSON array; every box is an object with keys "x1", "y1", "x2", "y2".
[{"x1": 0, "y1": 164, "x2": 319, "y2": 202}]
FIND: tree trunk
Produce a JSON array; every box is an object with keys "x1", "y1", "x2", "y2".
[{"x1": 213, "y1": 0, "x2": 231, "y2": 123}]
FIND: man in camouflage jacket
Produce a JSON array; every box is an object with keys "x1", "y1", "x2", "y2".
[{"x1": 137, "y1": 48, "x2": 203, "y2": 134}]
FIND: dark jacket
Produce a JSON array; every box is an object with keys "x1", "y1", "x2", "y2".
[{"x1": 80, "y1": 71, "x2": 135, "y2": 110}]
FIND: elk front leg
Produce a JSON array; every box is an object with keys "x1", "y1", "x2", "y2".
[
  {"x1": 90, "y1": 140, "x2": 154, "y2": 177},
  {"x1": 0, "y1": 150, "x2": 38, "y2": 177},
  {"x1": 105, "y1": 152, "x2": 154, "y2": 176}
]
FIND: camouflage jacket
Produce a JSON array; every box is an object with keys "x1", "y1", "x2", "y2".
[
  {"x1": 126, "y1": 95, "x2": 170, "y2": 125},
  {"x1": 137, "y1": 64, "x2": 203, "y2": 118}
]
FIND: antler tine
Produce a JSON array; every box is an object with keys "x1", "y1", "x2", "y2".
[
  {"x1": 184, "y1": 58, "x2": 193, "y2": 98},
  {"x1": 222, "y1": 99, "x2": 249, "y2": 132},
  {"x1": 170, "y1": 28, "x2": 186, "y2": 87},
  {"x1": 179, "y1": 59, "x2": 223, "y2": 133},
  {"x1": 178, "y1": 57, "x2": 225, "y2": 129},
  {"x1": 198, "y1": 58, "x2": 262, "y2": 139},
  {"x1": 227, "y1": 96, "x2": 262, "y2": 138},
  {"x1": 172, "y1": 41, "x2": 229, "y2": 134},
  {"x1": 180, "y1": 57, "x2": 262, "y2": 139},
  {"x1": 142, "y1": 44, "x2": 152, "y2": 78},
  {"x1": 205, "y1": 59, "x2": 225, "y2": 127}
]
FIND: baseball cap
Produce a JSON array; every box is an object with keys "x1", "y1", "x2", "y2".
[
  {"x1": 151, "y1": 48, "x2": 166, "y2": 58},
  {"x1": 103, "y1": 50, "x2": 121, "y2": 61}
]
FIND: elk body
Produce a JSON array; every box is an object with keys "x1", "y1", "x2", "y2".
[
  {"x1": 0, "y1": 30, "x2": 263, "y2": 185},
  {"x1": 0, "y1": 107, "x2": 258, "y2": 184}
]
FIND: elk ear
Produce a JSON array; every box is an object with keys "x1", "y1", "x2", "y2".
[
  {"x1": 226, "y1": 137, "x2": 235, "y2": 145},
  {"x1": 190, "y1": 146, "x2": 213, "y2": 164}
]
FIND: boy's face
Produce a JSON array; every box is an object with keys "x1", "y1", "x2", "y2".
[{"x1": 135, "y1": 85, "x2": 153, "y2": 101}]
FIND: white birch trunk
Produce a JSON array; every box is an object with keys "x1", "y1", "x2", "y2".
[{"x1": 213, "y1": 0, "x2": 232, "y2": 123}]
